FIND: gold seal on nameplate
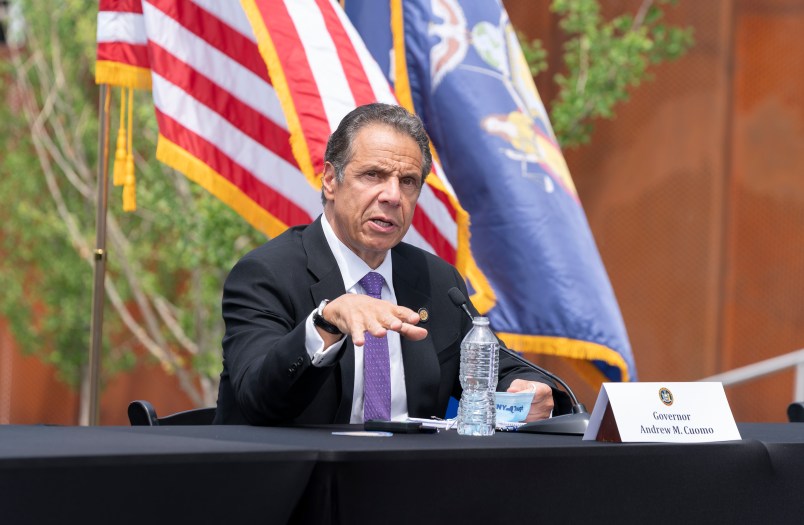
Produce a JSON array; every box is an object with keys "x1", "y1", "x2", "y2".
[
  {"x1": 659, "y1": 387, "x2": 674, "y2": 406},
  {"x1": 418, "y1": 308, "x2": 429, "y2": 323}
]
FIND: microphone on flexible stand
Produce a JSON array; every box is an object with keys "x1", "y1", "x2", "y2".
[{"x1": 447, "y1": 287, "x2": 590, "y2": 435}]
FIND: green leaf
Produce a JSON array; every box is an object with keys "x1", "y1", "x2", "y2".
[{"x1": 519, "y1": 0, "x2": 695, "y2": 148}]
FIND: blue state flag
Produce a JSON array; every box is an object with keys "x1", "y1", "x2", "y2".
[{"x1": 345, "y1": 0, "x2": 636, "y2": 383}]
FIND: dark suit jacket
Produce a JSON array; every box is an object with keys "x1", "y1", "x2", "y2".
[{"x1": 214, "y1": 217, "x2": 569, "y2": 425}]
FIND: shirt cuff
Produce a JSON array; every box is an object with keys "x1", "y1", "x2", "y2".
[{"x1": 305, "y1": 310, "x2": 345, "y2": 366}]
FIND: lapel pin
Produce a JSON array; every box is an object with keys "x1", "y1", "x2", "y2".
[{"x1": 418, "y1": 308, "x2": 429, "y2": 323}]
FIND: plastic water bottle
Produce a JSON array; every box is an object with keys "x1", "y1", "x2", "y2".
[{"x1": 457, "y1": 317, "x2": 499, "y2": 436}]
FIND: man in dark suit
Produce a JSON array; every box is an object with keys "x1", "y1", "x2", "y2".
[{"x1": 214, "y1": 103, "x2": 569, "y2": 425}]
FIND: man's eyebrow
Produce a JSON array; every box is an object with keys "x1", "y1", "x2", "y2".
[
  {"x1": 353, "y1": 158, "x2": 421, "y2": 178},
  {"x1": 360, "y1": 163, "x2": 409, "y2": 175}
]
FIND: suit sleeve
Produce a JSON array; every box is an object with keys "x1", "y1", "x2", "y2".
[{"x1": 221, "y1": 254, "x2": 343, "y2": 424}]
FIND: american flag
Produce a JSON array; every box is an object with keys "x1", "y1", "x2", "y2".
[{"x1": 95, "y1": 0, "x2": 468, "y2": 268}]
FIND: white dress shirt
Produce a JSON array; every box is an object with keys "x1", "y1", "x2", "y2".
[{"x1": 303, "y1": 214, "x2": 409, "y2": 423}]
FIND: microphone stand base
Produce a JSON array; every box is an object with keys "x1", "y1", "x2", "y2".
[{"x1": 517, "y1": 412, "x2": 590, "y2": 436}]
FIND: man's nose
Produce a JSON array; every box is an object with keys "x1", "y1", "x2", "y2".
[{"x1": 378, "y1": 177, "x2": 401, "y2": 205}]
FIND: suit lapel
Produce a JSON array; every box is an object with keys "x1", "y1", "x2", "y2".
[
  {"x1": 302, "y1": 218, "x2": 354, "y2": 422},
  {"x1": 392, "y1": 249, "x2": 440, "y2": 418}
]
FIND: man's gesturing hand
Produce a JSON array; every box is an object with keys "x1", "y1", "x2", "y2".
[{"x1": 320, "y1": 294, "x2": 427, "y2": 346}]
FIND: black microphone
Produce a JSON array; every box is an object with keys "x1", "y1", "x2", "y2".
[{"x1": 447, "y1": 287, "x2": 590, "y2": 435}]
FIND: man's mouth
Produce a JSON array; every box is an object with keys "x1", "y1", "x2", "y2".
[{"x1": 370, "y1": 218, "x2": 394, "y2": 228}]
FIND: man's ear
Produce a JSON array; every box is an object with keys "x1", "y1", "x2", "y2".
[{"x1": 322, "y1": 162, "x2": 337, "y2": 200}]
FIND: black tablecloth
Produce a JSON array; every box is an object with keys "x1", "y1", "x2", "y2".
[{"x1": 1, "y1": 423, "x2": 802, "y2": 524}]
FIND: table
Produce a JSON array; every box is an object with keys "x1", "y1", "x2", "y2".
[{"x1": 1, "y1": 423, "x2": 802, "y2": 524}]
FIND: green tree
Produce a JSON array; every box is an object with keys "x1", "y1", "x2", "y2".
[
  {"x1": 519, "y1": 0, "x2": 693, "y2": 147},
  {"x1": 0, "y1": 0, "x2": 263, "y2": 419}
]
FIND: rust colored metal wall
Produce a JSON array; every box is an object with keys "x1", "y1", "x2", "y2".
[
  {"x1": 723, "y1": 0, "x2": 804, "y2": 420},
  {"x1": 507, "y1": 0, "x2": 804, "y2": 421},
  {"x1": 0, "y1": 318, "x2": 195, "y2": 425},
  {"x1": 0, "y1": 321, "x2": 77, "y2": 425}
]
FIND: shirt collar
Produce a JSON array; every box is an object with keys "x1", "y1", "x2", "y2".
[{"x1": 320, "y1": 214, "x2": 394, "y2": 293}]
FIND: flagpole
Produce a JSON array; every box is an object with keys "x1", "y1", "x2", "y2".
[{"x1": 83, "y1": 84, "x2": 112, "y2": 426}]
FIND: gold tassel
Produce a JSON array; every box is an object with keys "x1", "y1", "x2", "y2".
[
  {"x1": 123, "y1": 154, "x2": 136, "y2": 211},
  {"x1": 112, "y1": 88, "x2": 127, "y2": 186},
  {"x1": 122, "y1": 87, "x2": 136, "y2": 212}
]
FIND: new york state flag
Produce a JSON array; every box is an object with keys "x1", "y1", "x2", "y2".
[{"x1": 345, "y1": 0, "x2": 637, "y2": 384}]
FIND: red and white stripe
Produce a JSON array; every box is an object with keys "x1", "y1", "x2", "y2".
[
  {"x1": 99, "y1": 0, "x2": 320, "y2": 227},
  {"x1": 97, "y1": 0, "x2": 461, "y2": 262},
  {"x1": 97, "y1": 0, "x2": 149, "y2": 71}
]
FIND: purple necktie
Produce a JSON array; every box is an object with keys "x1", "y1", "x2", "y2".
[{"x1": 359, "y1": 271, "x2": 391, "y2": 421}]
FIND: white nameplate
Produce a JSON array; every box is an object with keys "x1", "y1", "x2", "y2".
[{"x1": 582, "y1": 382, "x2": 741, "y2": 443}]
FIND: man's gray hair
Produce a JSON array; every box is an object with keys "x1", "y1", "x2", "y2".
[{"x1": 321, "y1": 103, "x2": 432, "y2": 204}]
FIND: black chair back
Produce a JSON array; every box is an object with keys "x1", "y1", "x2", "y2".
[
  {"x1": 788, "y1": 402, "x2": 804, "y2": 422},
  {"x1": 128, "y1": 400, "x2": 216, "y2": 426}
]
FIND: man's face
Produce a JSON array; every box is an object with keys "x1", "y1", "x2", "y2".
[{"x1": 322, "y1": 123, "x2": 424, "y2": 268}]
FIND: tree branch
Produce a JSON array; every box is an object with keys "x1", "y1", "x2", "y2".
[{"x1": 632, "y1": 0, "x2": 655, "y2": 31}]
